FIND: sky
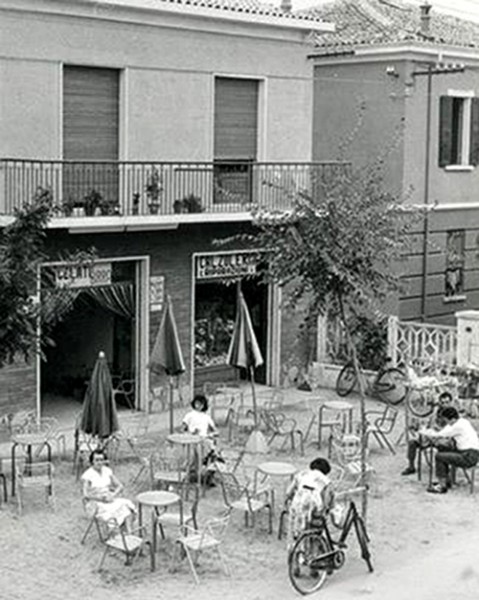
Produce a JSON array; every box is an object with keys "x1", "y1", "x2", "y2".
[{"x1": 288, "y1": 0, "x2": 479, "y2": 22}]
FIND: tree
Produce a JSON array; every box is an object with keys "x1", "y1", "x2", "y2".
[
  {"x1": 0, "y1": 187, "x2": 52, "y2": 367},
  {"x1": 223, "y1": 163, "x2": 423, "y2": 516}
]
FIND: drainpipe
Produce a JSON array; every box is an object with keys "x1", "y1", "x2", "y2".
[{"x1": 420, "y1": 65, "x2": 432, "y2": 321}]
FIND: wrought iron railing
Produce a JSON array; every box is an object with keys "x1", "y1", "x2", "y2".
[
  {"x1": 387, "y1": 315, "x2": 457, "y2": 368},
  {"x1": 0, "y1": 159, "x2": 350, "y2": 218}
]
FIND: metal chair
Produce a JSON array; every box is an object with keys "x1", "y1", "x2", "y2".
[
  {"x1": 97, "y1": 518, "x2": 155, "y2": 572},
  {"x1": 260, "y1": 409, "x2": 305, "y2": 455},
  {"x1": 364, "y1": 405, "x2": 399, "y2": 455},
  {"x1": 112, "y1": 378, "x2": 136, "y2": 410},
  {"x1": 149, "y1": 445, "x2": 189, "y2": 493},
  {"x1": 156, "y1": 481, "x2": 199, "y2": 540},
  {"x1": 173, "y1": 514, "x2": 230, "y2": 584},
  {"x1": 329, "y1": 426, "x2": 374, "y2": 488},
  {"x1": 16, "y1": 461, "x2": 55, "y2": 515},
  {"x1": 217, "y1": 470, "x2": 273, "y2": 533}
]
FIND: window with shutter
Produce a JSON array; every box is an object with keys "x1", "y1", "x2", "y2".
[
  {"x1": 63, "y1": 66, "x2": 120, "y2": 210},
  {"x1": 469, "y1": 98, "x2": 479, "y2": 166},
  {"x1": 439, "y1": 94, "x2": 474, "y2": 168},
  {"x1": 213, "y1": 77, "x2": 259, "y2": 205}
]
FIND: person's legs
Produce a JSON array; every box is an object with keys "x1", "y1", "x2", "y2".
[
  {"x1": 431, "y1": 450, "x2": 472, "y2": 492},
  {"x1": 402, "y1": 439, "x2": 420, "y2": 475}
]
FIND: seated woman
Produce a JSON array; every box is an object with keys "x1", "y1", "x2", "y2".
[
  {"x1": 82, "y1": 448, "x2": 136, "y2": 531},
  {"x1": 285, "y1": 457, "x2": 334, "y2": 551},
  {"x1": 182, "y1": 394, "x2": 221, "y2": 486}
]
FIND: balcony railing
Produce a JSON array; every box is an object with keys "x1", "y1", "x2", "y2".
[{"x1": 0, "y1": 159, "x2": 351, "y2": 218}]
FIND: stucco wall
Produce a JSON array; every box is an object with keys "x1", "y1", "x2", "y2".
[
  {"x1": 312, "y1": 60, "x2": 406, "y2": 196},
  {"x1": 0, "y1": 5, "x2": 313, "y2": 162}
]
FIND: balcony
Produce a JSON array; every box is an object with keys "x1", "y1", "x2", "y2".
[{"x1": 0, "y1": 159, "x2": 350, "y2": 228}]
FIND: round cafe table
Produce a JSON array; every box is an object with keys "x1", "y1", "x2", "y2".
[
  {"x1": 136, "y1": 490, "x2": 182, "y2": 552},
  {"x1": 167, "y1": 432, "x2": 204, "y2": 495},
  {"x1": 255, "y1": 461, "x2": 298, "y2": 514}
]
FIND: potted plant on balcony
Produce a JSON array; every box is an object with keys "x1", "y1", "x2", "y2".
[
  {"x1": 145, "y1": 167, "x2": 163, "y2": 215},
  {"x1": 84, "y1": 189, "x2": 103, "y2": 216},
  {"x1": 174, "y1": 193, "x2": 203, "y2": 214}
]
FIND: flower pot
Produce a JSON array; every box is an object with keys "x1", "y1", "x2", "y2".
[{"x1": 149, "y1": 204, "x2": 160, "y2": 215}]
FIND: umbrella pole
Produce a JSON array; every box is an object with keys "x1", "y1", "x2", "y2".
[
  {"x1": 245, "y1": 367, "x2": 267, "y2": 454},
  {"x1": 169, "y1": 376, "x2": 174, "y2": 434},
  {"x1": 250, "y1": 367, "x2": 258, "y2": 428}
]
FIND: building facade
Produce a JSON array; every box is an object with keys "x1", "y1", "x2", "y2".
[
  {"x1": 0, "y1": 0, "x2": 338, "y2": 416},
  {"x1": 308, "y1": 0, "x2": 479, "y2": 326}
]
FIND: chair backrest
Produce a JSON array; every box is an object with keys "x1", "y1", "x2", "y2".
[
  {"x1": 217, "y1": 470, "x2": 245, "y2": 506},
  {"x1": 17, "y1": 461, "x2": 54, "y2": 486},
  {"x1": 377, "y1": 406, "x2": 398, "y2": 432},
  {"x1": 10, "y1": 410, "x2": 37, "y2": 435},
  {"x1": 204, "y1": 514, "x2": 230, "y2": 543},
  {"x1": 330, "y1": 427, "x2": 362, "y2": 465}
]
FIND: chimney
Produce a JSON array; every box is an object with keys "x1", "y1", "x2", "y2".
[
  {"x1": 281, "y1": 0, "x2": 292, "y2": 13},
  {"x1": 420, "y1": 2, "x2": 432, "y2": 36}
]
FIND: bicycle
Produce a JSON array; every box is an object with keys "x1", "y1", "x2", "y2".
[
  {"x1": 335, "y1": 358, "x2": 407, "y2": 406},
  {"x1": 287, "y1": 490, "x2": 373, "y2": 595}
]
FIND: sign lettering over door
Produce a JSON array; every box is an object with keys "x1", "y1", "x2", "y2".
[{"x1": 196, "y1": 251, "x2": 259, "y2": 280}]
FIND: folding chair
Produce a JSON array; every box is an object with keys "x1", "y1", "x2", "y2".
[
  {"x1": 16, "y1": 461, "x2": 55, "y2": 515},
  {"x1": 365, "y1": 405, "x2": 399, "y2": 455},
  {"x1": 218, "y1": 470, "x2": 273, "y2": 533},
  {"x1": 97, "y1": 518, "x2": 155, "y2": 572},
  {"x1": 173, "y1": 514, "x2": 230, "y2": 584},
  {"x1": 260, "y1": 410, "x2": 304, "y2": 455}
]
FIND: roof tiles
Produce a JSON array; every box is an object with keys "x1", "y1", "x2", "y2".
[{"x1": 299, "y1": 0, "x2": 479, "y2": 49}]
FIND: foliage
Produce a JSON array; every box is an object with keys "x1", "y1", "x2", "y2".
[
  {"x1": 223, "y1": 165, "x2": 422, "y2": 348},
  {"x1": 0, "y1": 187, "x2": 52, "y2": 366},
  {"x1": 145, "y1": 167, "x2": 163, "y2": 203}
]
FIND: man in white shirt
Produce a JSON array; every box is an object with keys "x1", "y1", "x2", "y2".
[{"x1": 421, "y1": 406, "x2": 479, "y2": 494}]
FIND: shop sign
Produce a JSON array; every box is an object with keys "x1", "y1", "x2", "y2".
[
  {"x1": 196, "y1": 252, "x2": 259, "y2": 280},
  {"x1": 150, "y1": 275, "x2": 165, "y2": 312},
  {"x1": 54, "y1": 262, "x2": 112, "y2": 289}
]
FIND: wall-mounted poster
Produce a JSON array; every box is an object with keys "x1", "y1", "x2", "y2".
[{"x1": 150, "y1": 276, "x2": 165, "y2": 312}]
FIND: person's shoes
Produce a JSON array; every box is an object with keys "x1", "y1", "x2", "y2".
[
  {"x1": 401, "y1": 467, "x2": 416, "y2": 476},
  {"x1": 427, "y1": 482, "x2": 448, "y2": 494}
]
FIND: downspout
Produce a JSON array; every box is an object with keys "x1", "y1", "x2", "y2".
[{"x1": 420, "y1": 64, "x2": 432, "y2": 321}]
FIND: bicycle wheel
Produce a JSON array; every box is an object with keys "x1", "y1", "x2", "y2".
[
  {"x1": 354, "y1": 516, "x2": 374, "y2": 573},
  {"x1": 407, "y1": 388, "x2": 434, "y2": 418},
  {"x1": 288, "y1": 531, "x2": 331, "y2": 595},
  {"x1": 374, "y1": 367, "x2": 408, "y2": 406},
  {"x1": 336, "y1": 363, "x2": 356, "y2": 397}
]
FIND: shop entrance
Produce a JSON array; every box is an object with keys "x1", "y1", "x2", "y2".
[
  {"x1": 193, "y1": 278, "x2": 268, "y2": 390},
  {"x1": 38, "y1": 257, "x2": 149, "y2": 419}
]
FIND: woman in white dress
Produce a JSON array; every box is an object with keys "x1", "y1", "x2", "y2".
[{"x1": 82, "y1": 449, "x2": 136, "y2": 530}]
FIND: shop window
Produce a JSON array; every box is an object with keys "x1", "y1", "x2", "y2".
[
  {"x1": 439, "y1": 95, "x2": 479, "y2": 168},
  {"x1": 445, "y1": 229, "x2": 465, "y2": 299}
]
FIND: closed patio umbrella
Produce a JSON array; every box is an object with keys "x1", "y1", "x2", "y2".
[
  {"x1": 149, "y1": 295, "x2": 186, "y2": 433},
  {"x1": 227, "y1": 291, "x2": 267, "y2": 453},
  {"x1": 79, "y1": 350, "x2": 119, "y2": 440}
]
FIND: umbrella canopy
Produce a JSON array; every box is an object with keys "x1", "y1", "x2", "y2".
[
  {"x1": 149, "y1": 296, "x2": 185, "y2": 433},
  {"x1": 227, "y1": 292, "x2": 264, "y2": 370},
  {"x1": 79, "y1": 351, "x2": 119, "y2": 439},
  {"x1": 227, "y1": 292, "x2": 267, "y2": 453},
  {"x1": 149, "y1": 295, "x2": 186, "y2": 376}
]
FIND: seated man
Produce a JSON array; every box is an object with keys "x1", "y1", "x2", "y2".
[
  {"x1": 401, "y1": 402, "x2": 448, "y2": 476},
  {"x1": 420, "y1": 406, "x2": 479, "y2": 494}
]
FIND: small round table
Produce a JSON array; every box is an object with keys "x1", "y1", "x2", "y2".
[
  {"x1": 318, "y1": 400, "x2": 354, "y2": 449},
  {"x1": 167, "y1": 433, "x2": 204, "y2": 494},
  {"x1": 136, "y1": 490, "x2": 182, "y2": 552}
]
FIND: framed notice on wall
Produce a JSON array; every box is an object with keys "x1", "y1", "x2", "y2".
[{"x1": 149, "y1": 276, "x2": 165, "y2": 312}]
